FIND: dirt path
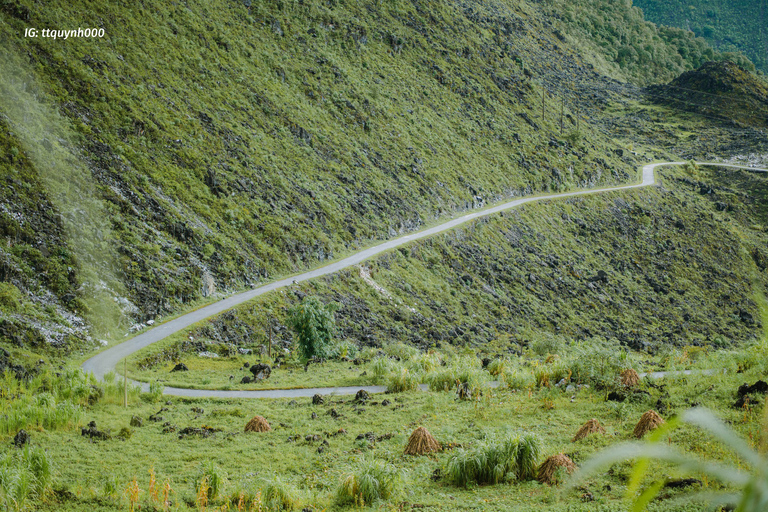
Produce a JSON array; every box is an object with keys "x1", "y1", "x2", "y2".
[{"x1": 81, "y1": 161, "x2": 768, "y2": 397}]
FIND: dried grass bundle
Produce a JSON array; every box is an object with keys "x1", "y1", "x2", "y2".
[
  {"x1": 244, "y1": 415, "x2": 271, "y2": 433},
  {"x1": 621, "y1": 368, "x2": 640, "y2": 387},
  {"x1": 404, "y1": 426, "x2": 441, "y2": 455},
  {"x1": 572, "y1": 418, "x2": 606, "y2": 442},
  {"x1": 633, "y1": 410, "x2": 664, "y2": 439},
  {"x1": 537, "y1": 453, "x2": 576, "y2": 485}
]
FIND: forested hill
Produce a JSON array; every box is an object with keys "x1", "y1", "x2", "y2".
[{"x1": 634, "y1": 0, "x2": 768, "y2": 73}]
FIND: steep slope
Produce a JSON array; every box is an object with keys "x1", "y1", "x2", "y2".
[
  {"x1": 0, "y1": 0, "x2": 755, "y2": 366},
  {"x1": 634, "y1": 0, "x2": 768, "y2": 73}
]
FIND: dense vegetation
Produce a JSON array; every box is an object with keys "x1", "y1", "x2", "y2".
[{"x1": 635, "y1": 0, "x2": 768, "y2": 73}]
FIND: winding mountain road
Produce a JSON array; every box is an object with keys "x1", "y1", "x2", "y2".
[{"x1": 81, "y1": 161, "x2": 768, "y2": 398}]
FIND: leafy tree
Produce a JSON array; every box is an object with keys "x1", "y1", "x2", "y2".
[{"x1": 286, "y1": 296, "x2": 339, "y2": 360}]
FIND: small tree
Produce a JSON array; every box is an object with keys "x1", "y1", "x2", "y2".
[{"x1": 287, "y1": 296, "x2": 339, "y2": 360}]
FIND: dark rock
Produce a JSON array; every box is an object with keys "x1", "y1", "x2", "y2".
[
  {"x1": 250, "y1": 363, "x2": 271, "y2": 379},
  {"x1": 240, "y1": 376, "x2": 252, "y2": 384},
  {"x1": 130, "y1": 416, "x2": 143, "y2": 427},
  {"x1": 738, "y1": 380, "x2": 768, "y2": 396},
  {"x1": 312, "y1": 394, "x2": 324, "y2": 405},
  {"x1": 311, "y1": 412, "x2": 318, "y2": 419},
  {"x1": 243, "y1": 362, "x2": 250, "y2": 368},
  {"x1": 13, "y1": 429, "x2": 29, "y2": 447},
  {"x1": 664, "y1": 478, "x2": 702, "y2": 489},
  {"x1": 81, "y1": 421, "x2": 111, "y2": 440},
  {"x1": 355, "y1": 389, "x2": 370, "y2": 402},
  {"x1": 481, "y1": 357, "x2": 492, "y2": 369},
  {"x1": 328, "y1": 408, "x2": 340, "y2": 418},
  {"x1": 178, "y1": 425, "x2": 221, "y2": 439},
  {"x1": 317, "y1": 446, "x2": 324, "y2": 454},
  {"x1": 171, "y1": 363, "x2": 189, "y2": 372},
  {"x1": 606, "y1": 391, "x2": 626, "y2": 402},
  {"x1": 381, "y1": 399, "x2": 391, "y2": 406}
]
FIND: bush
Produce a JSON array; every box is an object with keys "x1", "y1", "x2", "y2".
[
  {"x1": 443, "y1": 433, "x2": 541, "y2": 487},
  {"x1": 335, "y1": 458, "x2": 404, "y2": 507},
  {"x1": 286, "y1": 297, "x2": 339, "y2": 360},
  {"x1": 407, "y1": 352, "x2": 441, "y2": 373},
  {"x1": 0, "y1": 282, "x2": 21, "y2": 312}
]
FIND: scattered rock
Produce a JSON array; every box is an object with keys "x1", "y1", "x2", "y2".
[
  {"x1": 171, "y1": 363, "x2": 189, "y2": 372},
  {"x1": 355, "y1": 389, "x2": 370, "y2": 402},
  {"x1": 240, "y1": 376, "x2": 252, "y2": 384},
  {"x1": 13, "y1": 429, "x2": 29, "y2": 447},
  {"x1": 311, "y1": 412, "x2": 318, "y2": 420},
  {"x1": 664, "y1": 478, "x2": 702, "y2": 489},
  {"x1": 381, "y1": 399, "x2": 391, "y2": 406},
  {"x1": 81, "y1": 421, "x2": 111, "y2": 440},
  {"x1": 733, "y1": 380, "x2": 768, "y2": 408},
  {"x1": 312, "y1": 394, "x2": 324, "y2": 405},
  {"x1": 130, "y1": 416, "x2": 143, "y2": 427},
  {"x1": 250, "y1": 363, "x2": 271, "y2": 380},
  {"x1": 178, "y1": 425, "x2": 222, "y2": 439}
]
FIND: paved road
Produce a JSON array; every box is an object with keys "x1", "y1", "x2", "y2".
[{"x1": 81, "y1": 161, "x2": 768, "y2": 397}]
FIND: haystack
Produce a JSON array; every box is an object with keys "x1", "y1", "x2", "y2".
[
  {"x1": 633, "y1": 410, "x2": 664, "y2": 439},
  {"x1": 572, "y1": 418, "x2": 606, "y2": 442},
  {"x1": 244, "y1": 415, "x2": 271, "y2": 433},
  {"x1": 404, "y1": 427, "x2": 441, "y2": 455},
  {"x1": 621, "y1": 368, "x2": 640, "y2": 387},
  {"x1": 537, "y1": 453, "x2": 576, "y2": 485}
]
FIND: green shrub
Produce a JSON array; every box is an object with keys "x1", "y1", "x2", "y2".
[
  {"x1": 443, "y1": 433, "x2": 541, "y2": 487},
  {"x1": 335, "y1": 458, "x2": 404, "y2": 507},
  {"x1": 141, "y1": 380, "x2": 165, "y2": 403}
]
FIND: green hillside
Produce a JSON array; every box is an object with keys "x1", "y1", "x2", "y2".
[
  {"x1": 635, "y1": 0, "x2": 768, "y2": 73},
  {"x1": 0, "y1": 0, "x2": 744, "y2": 359}
]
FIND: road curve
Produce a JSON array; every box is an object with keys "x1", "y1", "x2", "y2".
[{"x1": 81, "y1": 161, "x2": 768, "y2": 398}]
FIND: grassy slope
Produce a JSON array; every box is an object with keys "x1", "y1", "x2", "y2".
[
  {"x1": 128, "y1": 164, "x2": 768, "y2": 391},
  {"x1": 0, "y1": 0, "x2": 740, "y2": 367},
  {"x1": 634, "y1": 0, "x2": 768, "y2": 73}
]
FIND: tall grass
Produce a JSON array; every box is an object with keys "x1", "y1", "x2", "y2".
[
  {"x1": 443, "y1": 433, "x2": 541, "y2": 487},
  {"x1": 425, "y1": 356, "x2": 488, "y2": 392},
  {"x1": 335, "y1": 458, "x2": 404, "y2": 507},
  {"x1": 386, "y1": 367, "x2": 420, "y2": 393},
  {"x1": 0, "y1": 444, "x2": 53, "y2": 511}
]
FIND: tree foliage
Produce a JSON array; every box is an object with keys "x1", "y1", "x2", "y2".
[{"x1": 286, "y1": 296, "x2": 339, "y2": 360}]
